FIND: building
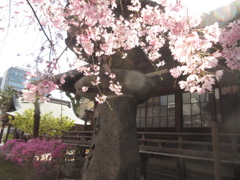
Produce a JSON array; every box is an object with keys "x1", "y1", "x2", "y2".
[
  {"x1": 0, "y1": 77, "x2": 2, "y2": 90},
  {"x1": 0, "y1": 94, "x2": 88, "y2": 144},
  {"x1": 61, "y1": 70, "x2": 240, "y2": 180},
  {"x1": 1, "y1": 67, "x2": 28, "y2": 92},
  {"x1": 57, "y1": 1, "x2": 240, "y2": 179}
]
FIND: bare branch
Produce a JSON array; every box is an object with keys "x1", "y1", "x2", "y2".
[{"x1": 26, "y1": 0, "x2": 53, "y2": 46}]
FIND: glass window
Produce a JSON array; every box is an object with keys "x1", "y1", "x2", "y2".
[
  {"x1": 160, "y1": 95, "x2": 167, "y2": 105},
  {"x1": 153, "y1": 106, "x2": 160, "y2": 116},
  {"x1": 140, "y1": 118, "x2": 145, "y2": 127},
  {"x1": 147, "y1": 117, "x2": 152, "y2": 127},
  {"x1": 221, "y1": 85, "x2": 240, "y2": 127},
  {"x1": 160, "y1": 106, "x2": 167, "y2": 116},
  {"x1": 136, "y1": 102, "x2": 146, "y2": 128},
  {"x1": 136, "y1": 94, "x2": 176, "y2": 128},
  {"x1": 183, "y1": 93, "x2": 190, "y2": 103},
  {"x1": 160, "y1": 117, "x2": 168, "y2": 127},
  {"x1": 153, "y1": 116, "x2": 160, "y2": 127},
  {"x1": 182, "y1": 89, "x2": 221, "y2": 128},
  {"x1": 168, "y1": 94, "x2": 175, "y2": 104}
]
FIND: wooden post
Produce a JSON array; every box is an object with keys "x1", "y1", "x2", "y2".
[
  {"x1": 21, "y1": 131, "x2": 24, "y2": 139},
  {"x1": 209, "y1": 91, "x2": 222, "y2": 180},
  {"x1": 0, "y1": 124, "x2": 5, "y2": 144},
  {"x1": 178, "y1": 135, "x2": 186, "y2": 180},
  {"x1": 141, "y1": 134, "x2": 148, "y2": 180},
  {"x1": 13, "y1": 128, "x2": 17, "y2": 139},
  {"x1": 4, "y1": 124, "x2": 11, "y2": 144},
  {"x1": 177, "y1": 158, "x2": 186, "y2": 180},
  {"x1": 140, "y1": 153, "x2": 147, "y2": 180}
]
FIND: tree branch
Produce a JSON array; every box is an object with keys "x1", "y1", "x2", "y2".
[{"x1": 26, "y1": 0, "x2": 53, "y2": 46}]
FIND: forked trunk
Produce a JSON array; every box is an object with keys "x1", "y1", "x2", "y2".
[{"x1": 75, "y1": 70, "x2": 156, "y2": 180}]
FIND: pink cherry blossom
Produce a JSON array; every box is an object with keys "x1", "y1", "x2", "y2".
[
  {"x1": 91, "y1": 77, "x2": 100, "y2": 86},
  {"x1": 215, "y1": 70, "x2": 224, "y2": 81},
  {"x1": 109, "y1": 82, "x2": 123, "y2": 96},
  {"x1": 95, "y1": 94, "x2": 107, "y2": 104},
  {"x1": 203, "y1": 23, "x2": 220, "y2": 43},
  {"x1": 219, "y1": 20, "x2": 240, "y2": 70},
  {"x1": 170, "y1": 67, "x2": 182, "y2": 78},
  {"x1": 200, "y1": 74, "x2": 215, "y2": 92},
  {"x1": 4, "y1": 0, "x2": 240, "y2": 97},
  {"x1": 60, "y1": 73, "x2": 67, "y2": 85},
  {"x1": 82, "y1": 86, "x2": 89, "y2": 92},
  {"x1": 109, "y1": 73, "x2": 116, "y2": 79}
]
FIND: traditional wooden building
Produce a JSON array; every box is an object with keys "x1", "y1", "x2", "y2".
[
  {"x1": 59, "y1": 1, "x2": 240, "y2": 179},
  {"x1": 61, "y1": 69, "x2": 240, "y2": 180},
  {"x1": 0, "y1": 94, "x2": 87, "y2": 144}
]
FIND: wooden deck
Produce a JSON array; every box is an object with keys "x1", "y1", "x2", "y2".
[{"x1": 62, "y1": 131, "x2": 240, "y2": 179}]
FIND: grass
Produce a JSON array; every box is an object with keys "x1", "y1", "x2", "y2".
[{"x1": 0, "y1": 155, "x2": 58, "y2": 180}]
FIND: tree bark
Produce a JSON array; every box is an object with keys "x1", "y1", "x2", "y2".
[
  {"x1": 33, "y1": 101, "x2": 40, "y2": 138},
  {"x1": 82, "y1": 96, "x2": 139, "y2": 180},
  {"x1": 75, "y1": 70, "x2": 156, "y2": 180}
]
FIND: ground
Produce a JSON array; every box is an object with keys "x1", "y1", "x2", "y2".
[{"x1": 0, "y1": 154, "x2": 83, "y2": 180}]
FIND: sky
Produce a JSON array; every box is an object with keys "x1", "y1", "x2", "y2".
[
  {"x1": 0, "y1": 0, "x2": 236, "y2": 78},
  {"x1": 0, "y1": 0, "x2": 77, "y2": 78}
]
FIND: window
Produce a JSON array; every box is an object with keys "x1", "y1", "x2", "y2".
[
  {"x1": 221, "y1": 85, "x2": 240, "y2": 128},
  {"x1": 136, "y1": 88, "x2": 224, "y2": 129},
  {"x1": 182, "y1": 89, "x2": 221, "y2": 128},
  {"x1": 136, "y1": 94, "x2": 176, "y2": 128},
  {"x1": 136, "y1": 102, "x2": 146, "y2": 128}
]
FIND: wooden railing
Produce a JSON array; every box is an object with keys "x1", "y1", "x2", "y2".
[
  {"x1": 62, "y1": 131, "x2": 93, "y2": 147},
  {"x1": 62, "y1": 131, "x2": 240, "y2": 164},
  {"x1": 137, "y1": 132, "x2": 240, "y2": 164}
]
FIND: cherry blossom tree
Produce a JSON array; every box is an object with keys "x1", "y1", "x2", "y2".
[{"x1": 1, "y1": 0, "x2": 238, "y2": 102}]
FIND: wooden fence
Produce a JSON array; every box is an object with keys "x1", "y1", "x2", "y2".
[{"x1": 62, "y1": 131, "x2": 240, "y2": 179}]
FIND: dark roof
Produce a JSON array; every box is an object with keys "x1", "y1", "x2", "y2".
[{"x1": 54, "y1": 69, "x2": 84, "y2": 93}]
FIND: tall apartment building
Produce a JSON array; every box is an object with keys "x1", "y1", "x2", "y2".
[{"x1": 1, "y1": 67, "x2": 28, "y2": 92}]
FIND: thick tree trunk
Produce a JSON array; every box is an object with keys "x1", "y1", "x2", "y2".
[
  {"x1": 75, "y1": 70, "x2": 156, "y2": 180},
  {"x1": 82, "y1": 96, "x2": 139, "y2": 180},
  {"x1": 33, "y1": 101, "x2": 40, "y2": 138}
]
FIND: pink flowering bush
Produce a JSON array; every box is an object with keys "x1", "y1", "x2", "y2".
[{"x1": 1, "y1": 138, "x2": 74, "y2": 173}]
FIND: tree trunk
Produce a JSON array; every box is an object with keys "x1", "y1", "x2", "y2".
[
  {"x1": 75, "y1": 70, "x2": 156, "y2": 180},
  {"x1": 0, "y1": 124, "x2": 5, "y2": 144},
  {"x1": 33, "y1": 101, "x2": 40, "y2": 138},
  {"x1": 82, "y1": 96, "x2": 139, "y2": 180}
]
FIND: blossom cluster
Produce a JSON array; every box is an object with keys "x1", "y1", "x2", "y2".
[
  {"x1": 22, "y1": 72, "x2": 58, "y2": 102},
  {"x1": 76, "y1": 65, "x2": 123, "y2": 103},
  {"x1": 10, "y1": 0, "x2": 240, "y2": 98},
  {"x1": 109, "y1": 73, "x2": 123, "y2": 96},
  {"x1": 219, "y1": 20, "x2": 240, "y2": 70},
  {"x1": 1, "y1": 138, "x2": 74, "y2": 172}
]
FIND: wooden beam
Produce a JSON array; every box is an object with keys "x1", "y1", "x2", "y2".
[
  {"x1": 210, "y1": 91, "x2": 222, "y2": 180},
  {"x1": 140, "y1": 153, "x2": 148, "y2": 180},
  {"x1": 145, "y1": 69, "x2": 168, "y2": 77}
]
